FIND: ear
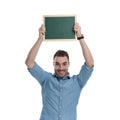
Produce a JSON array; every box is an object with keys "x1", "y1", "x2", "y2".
[{"x1": 68, "y1": 61, "x2": 70, "y2": 66}]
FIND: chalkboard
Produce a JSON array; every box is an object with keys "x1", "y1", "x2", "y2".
[{"x1": 43, "y1": 15, "x2": 76, "y2": 40}]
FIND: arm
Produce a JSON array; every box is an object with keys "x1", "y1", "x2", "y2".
[
  {"x1": 25, "y1": 25, "x2": 46, "y2": 68},
  {"x1": 74, "y1": 23, "x2": 94, "y2": 68}
]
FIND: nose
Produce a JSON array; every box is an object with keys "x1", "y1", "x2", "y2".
[{"x1": 59, "y1": 64, "x2": 63, "y2": 70}]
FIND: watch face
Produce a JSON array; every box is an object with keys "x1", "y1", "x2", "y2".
[{"x1": 77, "y1": 35, "x2": 84, "y2": 40}]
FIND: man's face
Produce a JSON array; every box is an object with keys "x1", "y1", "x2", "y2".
[{"x1": 53, "y1": 56, "x2": 70, "y2": 78}]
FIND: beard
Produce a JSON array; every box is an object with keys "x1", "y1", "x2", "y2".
[{"x1": 55, "y1": 69, "x2": 68, "y2": 78}]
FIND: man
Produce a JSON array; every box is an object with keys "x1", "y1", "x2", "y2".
[{"x1": 25, "y1": 23, "x2": 94, "y2": 120}]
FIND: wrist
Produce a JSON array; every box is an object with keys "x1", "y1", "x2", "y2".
[
  {"x1": 77, "y1": 34, "x2": 84, "y2": 40},
  {"x1": 38, "y1": 35, "x2": 44, "y2": 40}
]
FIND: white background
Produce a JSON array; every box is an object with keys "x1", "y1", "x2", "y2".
[{"x1": 0, "y1": 0, "x2": 120, "y2": 120}]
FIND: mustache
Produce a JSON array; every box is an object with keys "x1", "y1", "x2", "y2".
[{"x1": 58, "y1": 70, "x2": 65, "y2": 72}]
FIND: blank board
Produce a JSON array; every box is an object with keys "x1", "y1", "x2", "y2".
[{"x1": 43, "y1": 15, "x2": 76, "y2": 40}]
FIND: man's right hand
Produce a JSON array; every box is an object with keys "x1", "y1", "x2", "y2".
[{"x1": 39, "y1": 24, "x2": 46, "y2": 40}]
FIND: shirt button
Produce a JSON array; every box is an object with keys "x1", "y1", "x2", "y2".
[{"x1": 60, "y1": 97, "x2": 62, "y2": 100}]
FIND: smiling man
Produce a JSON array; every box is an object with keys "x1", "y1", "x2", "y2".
[
  {"x1": 53, "y1": 50, "x2": 70, "y2": 78},
  {"x1": 25, "y1": 23, "x2": 94, "y2": 120}
]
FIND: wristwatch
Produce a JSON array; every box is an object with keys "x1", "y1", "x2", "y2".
[{"x1": 77, "y1": 34, "x2": 84, "y2": 40}]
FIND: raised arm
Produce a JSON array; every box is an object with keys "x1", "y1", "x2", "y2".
[
  {"x1": 25, "y1": 25, "x2": 46, "y2": 68},
  {"x1": 74, "y1": 23, "x2": 94, "y2": 68}
]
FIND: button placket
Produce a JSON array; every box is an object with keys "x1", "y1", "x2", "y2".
[{"x1": 58, "y1": 80, "x2": 63, "y2": 120}]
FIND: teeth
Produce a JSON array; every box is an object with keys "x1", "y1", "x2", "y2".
[{"x1": 59, "y1": 71, "x2": 64, "y2": 74}]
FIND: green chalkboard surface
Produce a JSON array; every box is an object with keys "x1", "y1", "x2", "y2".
[{"x1": 44, "y1": 15, "x2": 76, "y2": 40}]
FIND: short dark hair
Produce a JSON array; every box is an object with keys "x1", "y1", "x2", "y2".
[{"x1": 53, "y1": 50, "x2": 69, "y2": 60}]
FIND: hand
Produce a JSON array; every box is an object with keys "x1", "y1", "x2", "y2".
[
  {"x1": 39, "y1": 24, "x2": 46, "y2": 39},
  {"x1": 74, "y1": 23, "x2": 82, "y2": 37}
]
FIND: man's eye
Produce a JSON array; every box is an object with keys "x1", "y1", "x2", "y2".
[
  {"x1": 63, "y1": 62, "x2": 67, "y2": 66},
  {"x1": 55, "y1": 63, "x2": 59, "y2": 66},
  {"x1": 55, "y1": 62, "x2": 68, "y2": 66}
]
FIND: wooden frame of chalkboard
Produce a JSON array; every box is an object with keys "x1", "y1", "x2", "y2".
[{"x1": 43, "y1": 15, "x2": 76, "y2": 40}]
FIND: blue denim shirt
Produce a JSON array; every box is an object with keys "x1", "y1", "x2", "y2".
[{"x1": 28, "y1": 63, "x2": 93, "y2": 120}]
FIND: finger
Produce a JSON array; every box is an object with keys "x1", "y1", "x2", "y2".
[{"x1": 75, "y1": 22, "x2": 79, "y2": 25}]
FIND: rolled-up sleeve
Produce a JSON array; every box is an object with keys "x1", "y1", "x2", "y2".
[
  {"x1": 28, "y1": 63, "x2": 49, "y2": 86},
  {"x1": 77, "y1": 63, "x2": 94, "y2": 88}
]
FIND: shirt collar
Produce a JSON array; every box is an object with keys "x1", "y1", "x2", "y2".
[{"x1": 53, "y1": 72, "x2": 70, "y2": 80}]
